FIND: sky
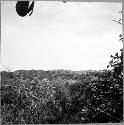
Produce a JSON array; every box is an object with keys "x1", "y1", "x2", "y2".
[{"x1": 1, "y1": 1, "x2": 122, "y2": 71}]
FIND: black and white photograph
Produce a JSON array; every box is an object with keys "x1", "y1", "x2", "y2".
[{"x1": 1, "y1": 0, "x2": 123, "y2": 124}]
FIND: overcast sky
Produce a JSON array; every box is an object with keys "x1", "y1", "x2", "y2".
[{"x1": 1, "y1": 1, "x2": 122, "y2": 71}]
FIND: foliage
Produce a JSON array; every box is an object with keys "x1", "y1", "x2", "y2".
[{"x1": 1, "y1": 68, "x2": 123, "y2": 124}]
